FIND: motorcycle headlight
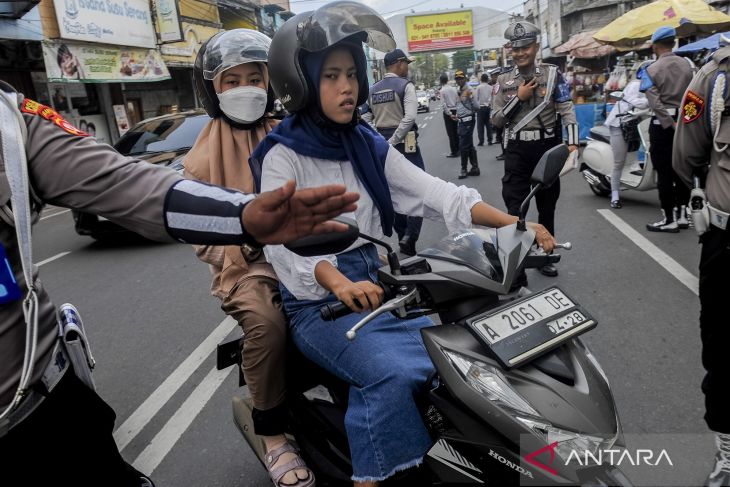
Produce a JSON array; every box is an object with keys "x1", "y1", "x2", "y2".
[
  {"x1": 516, "y1": 416, "x2": 616, "y2": 462},
  {"x1": 443, "y1": 349, "x2": 539, "y2": 417}
]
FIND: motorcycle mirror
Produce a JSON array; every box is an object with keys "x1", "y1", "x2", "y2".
[
  {"x1": 609, "y1": 91, "x2": 624, "y2": 100},
  {"x1": 531, "y1": 144, "x2": 569, "y2": 188},
  {"x1": 284, "y1": 216, "x2": 360, "y2": 257}
]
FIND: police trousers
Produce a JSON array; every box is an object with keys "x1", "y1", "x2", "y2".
[
  {"x1": 443, "y1": 112, "x2": 459, "y2": 155},
  {"x1": 392, "y1": 142, "x2": 424, "y2": 241},
  {"x1": 699, "y1": 226, "x2": 730, "y2": 433},
  {"x1": 476, "y1": 106, "x2": 492, "y2": 144},
  {"x1": 221, "y1": 273, "x2": 288, "y2": 436},
  {"x1": 503, "y1": 137, "x2": 561, "y2": 235},
  {"x1": 0, "y1": 371, "x2": 147, "y2": 485},
  {"x1": 649, "y1": 123, "x2": 690, "y2": 215}
]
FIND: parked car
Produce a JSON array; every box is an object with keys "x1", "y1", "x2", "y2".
[
  {"x1": 72, "y1": 110, "x2": 211, "y2": 240},
  {"x1": 428, "y1": 89, "x2": 436, "y2": 101},
  {"x1": 417, "y1": 90, "x2": 430, "y2": 112}
]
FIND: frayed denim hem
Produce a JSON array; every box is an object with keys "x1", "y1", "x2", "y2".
[{"x1": 350, "y1": 455, "x2": 424, "y2": 483}]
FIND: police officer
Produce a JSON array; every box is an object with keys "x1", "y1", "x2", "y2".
[
  {"x1": 454, "y1": 69, "x2": 480, "y2": 179},
  {"x1": 439, "y1": 73, "x2": 460, "y2": 158},
  {"x1": 0, "y1": 82, "x2": 357, "y2": 485},
  {"x1": 475, "y1": 72, "x2": 493, "y2": 146},
  {"x1": 491, "y1": 21, "x2": 578, "y2": 280},
  {"x1": 673, "y1": 45, "x2": 730, "y2": 487},
  {"x1": 641, "y1": 26, "x2": 694, "y2": 233},
  {"x1": 363, "y1": 48, "x2": 424, "y2": 256}
]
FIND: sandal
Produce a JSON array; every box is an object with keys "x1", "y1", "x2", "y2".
[{"x1": 265, "y1": 440, "x2": 316, "y2": 487}]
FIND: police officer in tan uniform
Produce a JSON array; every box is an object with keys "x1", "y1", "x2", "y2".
[
  {"x1": 491, "y1": 21, "x2": 578, "y2": 282},
  {"x1": 673, "y1": 45, "x2": 730, "y2": 487},
  {"x1": 0, "y1": 81, "x2": 357, "y2": 485}
]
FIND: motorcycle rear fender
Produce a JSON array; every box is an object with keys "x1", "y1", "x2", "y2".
[{"x1": 582, "y1": 140, "x2": 614, "y2": 175}]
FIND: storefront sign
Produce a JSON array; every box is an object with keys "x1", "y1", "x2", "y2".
[
  {"x1": 43, "y1": 40, "x2": 170, "y2": 83},
  {"x1": 405, "y1": 10, "x2": 474, "y2": 53},
  {"x1": 113, "y1": 104, "x2": 131, "y2": 135},
  {"x1": 161, "y1": 22, "x2": 221, "y2": 66},
  {"x1": 53, "y1": 0, "x2": 156, "y2": 48},
  {"x1": 155, "y1": 0, "x2": 183, "y2": 43}
]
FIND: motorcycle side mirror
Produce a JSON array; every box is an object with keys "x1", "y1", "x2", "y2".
[
  {"x1": 609, "y1": 91, "x2": 624, "y2": 100},
  {"x1": 284, "y1": 217, "x2": 360, "y2": 257},
  {"x1": 517, "y1": 144, "x2": 570, "y2": 231}
]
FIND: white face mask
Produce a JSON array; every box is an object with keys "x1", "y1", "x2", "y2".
[{"x1": 216, "y1": 86, "x2": 268, "y2": 124}]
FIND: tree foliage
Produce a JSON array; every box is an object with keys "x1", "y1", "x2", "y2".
[
  {"x1": 451, "y1": 49, "x2": 476, "y2": 74},
  {"x1": 410, "y1": 52, "x2": 449, "y2": 87}
]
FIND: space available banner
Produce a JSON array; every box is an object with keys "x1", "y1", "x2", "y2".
[{"x1": 43, "y1": 39, "x2": 170, "y2": 83}]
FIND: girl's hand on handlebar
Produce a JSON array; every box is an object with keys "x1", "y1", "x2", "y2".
[
  {"x1": 527, "y1": 222, "x2": 556, "y2": 253},
  {"x1": 333, "y1": 281, "x2": 384, "y2": 313}
]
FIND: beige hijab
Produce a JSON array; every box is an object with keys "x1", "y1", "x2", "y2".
[{"x1": 184, "y1": 63, "x2": 279, "y2": 298}]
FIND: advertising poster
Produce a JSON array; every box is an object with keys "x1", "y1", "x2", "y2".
[
  {"x1": 54, "y1": 0, "x2": 156, "y2": 48},
  {"x1": 155, "y1": 0, "x2": 183, "y2": 43},
  {"x1": 405, "y1": 11, "x2": 474, "y2": 53},
  {"x1": 43, "y1": 40, "x2": 170, "y2": 83}
]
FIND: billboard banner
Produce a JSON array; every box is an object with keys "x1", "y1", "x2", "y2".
[
  {"x1": 155, "y1": 0, "x2": 183, "y2": 43},
  {"x1": 54, "y1": 0, "x2": 156, "y2": 48},
  {"x1": 405, "y1": 11, "x2": 474, "y2": 53},
  {"x1": 43, "y1": 40, "x2": 170, "y2": 83}
]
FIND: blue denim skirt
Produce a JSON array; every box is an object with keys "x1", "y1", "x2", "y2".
[{"x1": 280, "y1": 244, "x2": 436, "y2": 481}]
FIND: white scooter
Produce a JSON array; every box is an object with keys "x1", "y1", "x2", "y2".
[{"x1": 581, "y1": 94, "x2": 656, "y2": 197}]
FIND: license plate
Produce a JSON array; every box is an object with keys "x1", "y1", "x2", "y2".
[{"x1": 467, "y1": 287, "x2": 596, "y2": 368}]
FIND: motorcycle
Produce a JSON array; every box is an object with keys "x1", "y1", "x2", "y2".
[
  {"x1": 581, "y1": 92, "x2": 656, "y2": 198},
  {"x1": 219, "y1": 145, "x2": 632, "y2": 486}
]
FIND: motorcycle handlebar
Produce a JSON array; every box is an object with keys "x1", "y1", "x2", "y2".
[{"x1": 320, "y1": 285, "x2": 394, "y2": 322}]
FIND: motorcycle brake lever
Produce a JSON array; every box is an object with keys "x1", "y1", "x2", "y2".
[{"x1": 345, "y1": 287, "x2": 418, "y2": 341}]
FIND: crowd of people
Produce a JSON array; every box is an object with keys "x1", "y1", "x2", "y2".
[{"x1": 1, "y1": 2, "x2": 728, "y2": 487}]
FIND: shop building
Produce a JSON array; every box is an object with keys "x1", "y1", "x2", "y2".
[{"x1": 0, "y1": 3, "x2": 46, "y2": 101}]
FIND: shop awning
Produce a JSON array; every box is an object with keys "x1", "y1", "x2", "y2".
[
  {"x1": 675, "y1": 31, "x2": 730, "y2": 52},
  {"x1": 594, "y1": 0, "x2": 730, "y2": 49},
  {"x1": 555, "y1": 31, "x2": 616, "y2": 58}
]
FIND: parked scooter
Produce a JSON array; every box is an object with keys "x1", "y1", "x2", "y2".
[
  {"x1": 220, "y1": 146, "x2": 632, "y2": 486},
  {"x1": 581, "y1": 93, "x2": 656, "y2": 197}
]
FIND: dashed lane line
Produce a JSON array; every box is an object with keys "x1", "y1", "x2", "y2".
[
  {"x1": 114, "y1": 316, "x2": 237, "y2": 451},
  {"x1": 597, "y1": 209, "x2": 699, "y2": 296},
  {"x1": 37, "y1": 251, "x2": 72, "y2": 266}
]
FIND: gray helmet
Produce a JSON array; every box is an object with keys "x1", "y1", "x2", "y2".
[
  {"x1": 267, "y1": 1, "x2": 395, "y2": 113},
  {"x1": 193, "y1": 29, "x2": 275, "y2": 121}
]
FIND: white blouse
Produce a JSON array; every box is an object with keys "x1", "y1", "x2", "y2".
[{"x1": 261, "y1": 144, "x2": 482, "y2": 300}]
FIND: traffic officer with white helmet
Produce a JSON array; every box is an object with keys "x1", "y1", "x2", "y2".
[
  {"x1": 491, "y1": 21, "x2": 578, "y2": 282},
  {"x1": 641, "y1": 26, "x2": 695, "y2": 233},
  {"x1": 673, "y1": 42, "x2": 730, "y2": 487},
  {"x1": 362, "y1": 48, "x2": 425, "y2": 256},
  {"x1": 0, "y1": 81, "x2": 357, "y2": 485}
]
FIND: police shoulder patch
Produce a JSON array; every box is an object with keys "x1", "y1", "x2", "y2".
[
  {"x1": 20, "y1": 98, "x2": 89, "y2": 136},
  {"x1": 682, "y1": 91, "x2": 705, "y2": 124}
]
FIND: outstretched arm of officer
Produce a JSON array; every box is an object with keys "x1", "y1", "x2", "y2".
[{"x1": 673, "y1": 72, "x2": 712, "y2": 188}]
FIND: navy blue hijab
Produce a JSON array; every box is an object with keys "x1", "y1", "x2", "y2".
[{"x1": 250, "y1": 40, "x2": 395, "y2": 236}]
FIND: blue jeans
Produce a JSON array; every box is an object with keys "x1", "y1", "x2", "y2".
[{"x1": 280, "y1": 244, "x2": 436, "y2": 481}]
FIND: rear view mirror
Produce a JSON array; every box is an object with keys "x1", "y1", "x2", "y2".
[
  {"x1": 531, "y1": 144, "x2": 569, "y2": 188},
  {"x1": 609, "y1": 91, "x2": 624, "y2": 100},
  {"x1": 284, "y1": 217, "x2": 360, "y2": 257}
]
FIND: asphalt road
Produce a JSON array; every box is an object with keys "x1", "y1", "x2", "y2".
[{"x1": 33, "y1": 101, "x2": 714, "y2": 486}]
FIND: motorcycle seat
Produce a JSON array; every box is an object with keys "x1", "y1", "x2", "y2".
[{"x1": 589, "y1": 125, "x2": 611, "y2": 145}]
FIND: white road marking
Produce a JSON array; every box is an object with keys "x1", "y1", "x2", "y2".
[
  {"x1": 37, "y1": 251, "x2": 72, "y2": 266},
  {"x1": 422, "y1": 123, "x2": 428, "y2": 128},
  {"x1": 597, "y1": 209, "x2": 699, "y2": 295},
  {"x1": 114, "y1": 316, "x2": 237, "y2": 451},
  {"x1": 39, "y1": 209, "x2": 71, "y2": 221},
  {"x1": 132, "y1": 365, "x2": 234, "y2": 475}
]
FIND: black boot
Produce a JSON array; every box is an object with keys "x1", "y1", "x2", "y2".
[
  {"x1": 458, "y1": 153, "x2": 468, "y2": 179},
  {"x1": 467, "y1": 149, "x2": 480, "y2": 176}
]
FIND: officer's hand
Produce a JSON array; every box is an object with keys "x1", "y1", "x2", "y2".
[
  {"x1": 527, "y1": 222, "x2": 556, "y2": 253},
  {"x1": 517, "y1": 78, "x2": 538, "y2": 101},
  {"x1": 568, "y1": 145, "x2": 578, "y2": 153},
  {"x1": 242, "y1": 181, "x2": 359, "y2": 245}
]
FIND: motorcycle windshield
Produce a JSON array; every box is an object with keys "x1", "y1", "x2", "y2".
[{"x1": 419, "y1": 230, "x2": 503, "y2": 281}]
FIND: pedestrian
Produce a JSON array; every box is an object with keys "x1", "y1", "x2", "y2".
[
  {"x1": 253, "y1": 5, "x2": 556, "y2": 484},
  {"x1": 475, "y1": 72, "x2": 493, "y2": 146},
  {"x1": 0, "y1": 81, "x2": 358, "y2": 486},
  {"x1": 490, "y1": 67, "x2": 506, "y2": 160},
  {"x1": 439, "y1": 72, "x2": 459, "y2": 158},
  {"x1": 183, "y1": 29, "x2": 313, "y2": 487},
  {"x1": 454, "y1": 69, "x2": 479, "y2": 179},
  {"x1": 491, "y1": 21, "x2": 579, "y2": 282},
  {"x1": 361, "y1": 48, "x2": 425, "y2": 256},
  {"x1": 604, "y1": 65, "x2": 649, "y2": 209},
  {"x1": 641, "y1": 26, "x2": 694, "y2": 232},
  {"x1": 673, "y1": 44, "x2": 730, "y2": 487}
]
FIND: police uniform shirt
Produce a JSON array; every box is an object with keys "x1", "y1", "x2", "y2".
[
  {"x1": 440, "y1": 83, "x2": 459, "y2": 113},
  {"x1": 641, "y1": 52, "x2": 695, "y2": 129},
  {"x1": 0, "y1": 94, "x2": 264, "y2": 411},
  {"x1": 673, "y1": 46, "x2": 730, "y2": 213},
  {"x1": 456, "y1": 84, "x2": 477, "y2": 119},
  {"x1": 491, "y1": 64, "x2": 578, "y2": 145},
  {"x1": 362, "y1": 73, "x2": 417, "y2": 145}
]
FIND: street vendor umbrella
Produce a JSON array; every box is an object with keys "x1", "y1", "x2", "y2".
[
  {"x1": 593, "y1": 0, "x2": 730, "y2": 50},
  {"x1": 675, "y1": 31, "x2": 730, "y2": 53},
  {"x1": 555, "y1": 30, "x2": 616, "y2": 58}
]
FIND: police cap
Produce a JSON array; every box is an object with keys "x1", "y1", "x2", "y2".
[
  {"x1": 505, "y1": 21, "x2": 539, "y2": 48},
  {"x1": 651, "y1": 26, "x2": 676, "y2": 44}
]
